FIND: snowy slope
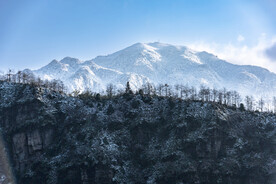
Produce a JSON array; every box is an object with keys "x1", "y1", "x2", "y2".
[{"x1": 31, "y1": 42, "x2": 276, "y2": 98}]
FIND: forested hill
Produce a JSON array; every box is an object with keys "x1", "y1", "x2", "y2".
[{"x1": 0, "y1": 82, "x2": 275, "y2": 184}]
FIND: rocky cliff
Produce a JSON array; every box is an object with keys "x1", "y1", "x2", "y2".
[{"x1": 0, "y1": 81, "x2": 275, "y2": 184}]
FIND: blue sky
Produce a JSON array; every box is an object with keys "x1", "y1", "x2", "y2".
[{"x1": 0, "y1": 0, "x2": 276, "y2": 72}]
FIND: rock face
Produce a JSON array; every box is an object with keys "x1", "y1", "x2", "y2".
[
  {"x1": 0, "y1": 81, "x2": 275, "y2": 184},
  {"x1": 0, "y1": 133, "x2": 15, "y2": 184}
]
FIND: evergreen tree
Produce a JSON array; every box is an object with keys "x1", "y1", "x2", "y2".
[{"x1": 125, "y1": 82, "x2": 133, "y2": 94}]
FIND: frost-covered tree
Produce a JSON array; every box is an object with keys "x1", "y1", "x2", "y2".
[
  {"x1": 211, "y1": 88, "x2": 218, "y2": 102},
  {"x1": 174, "y1": 84, "x2": 180, "y2": 98},
  {"x1": 226, "y1": 91, "x2": 232, "y2": 106},
  {"x1": 106, "y1": 83, "x2": 116, "y2": 97},
  {"x1": 125, "y1": 82, "x2": 133, "y2": 94},
  {"x1": 190, "y1": 86, "x2": 197, "y2": 100},
  {"x1": 222, "y1": 88, "x2": 227, "y2": 104},
  {"x1": 164, "y1": 84, "x2": 169, "y2": 97},
  {"x1": 245, "y1": 96, "x2": 254, "y2": 111},
  {"x1": 17, "y1": 71, "x2": 22, "y2": 83},
  {"x1": 181, "y1": 85, "x2": 190, "y2": 100},
  {"x1": 199, "y1": 85, "x2": 210, "y2": 102},
  {"x1": 232, "y1": 91, "x2": 241, "y2": 107},
  {"x1": 142, "y1": 82, "x2": 154, "y2": 95},
  {"x1": 273, "y1": 97, "x2": 276, "y2": 113},
  {"x1": 22, "y1": 73, "x2": 28, "y2": 84},
  {"x1": 157, "y1": 84, "x2": 163, "y2": 96},
  {"x1": 258, "y1": 98, "x2": 265, "y2": 112},
  {"x1": 7, "y1": 69, "x2": 12, "y2": 82},
  {"x1": 218, "y1": 90, "x2": 223, "y2": 104}
]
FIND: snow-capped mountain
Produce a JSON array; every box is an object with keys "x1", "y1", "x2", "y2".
[{"x1": 31, "y1": 42, "x2": 276, "y2": 98}]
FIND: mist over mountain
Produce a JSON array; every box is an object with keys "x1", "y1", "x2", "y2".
[{"x1": 29, "y1": 42, "x2": 276, "y2": 98}]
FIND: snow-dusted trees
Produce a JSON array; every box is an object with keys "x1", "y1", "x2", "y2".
[
  {"x1": 22, "y1": 73, "x2": 28, "y2": 84},
  {"x1": 245, "y1": 96, "x2": 254, "y2": 111},
  {"x1": 0, "y1": 74, "x2": 5, "y2": 81},
  {"x1": 211, "y1": 88, "x2": 219, "y2": 102},
  {"x1": 142, "y1": 82, "x2": 155, "y2": 95},
  {"x1": 156, "y1": 84, "x2": 163, "y2": 96},
  {"x1": 232, "y1": 91, "x2": 241, "y2": 107},
  {"x1": 128, "y1": 82, "x2": 274, "y2": 112},
  {"x1": 181, "y1": 85, "x2": 191, "y2": 100},
  {"x1": 273, "y1": 97, "x2": 276, "y2": 113},
  {"x1": 7, "y1": 69, "x2": 12, "y2": 82},
  {"x1": 0, "y1": 69, "x2": 66, "y2": 93},
  {"x1": 163, "y1": 84, "x2": 170, "y2": 97},
  {"x1": 258, "y1": 98, "x2": 265, "y2": 112},
  {"x1": 17, "y1": 71, "x2": 22, "y2": 83},
  {"x1": 222, "y1": 88, "x2": 227, "y2": 105},
  {"x1": 199, "y1": 85, "x2": 210, "y2": 102},
  {"x1": 190, "y1": 86, "x2": 197, "y2": 100},
  {"x1": 106, "y1": 83, "x2": 116, "y2": 97},
  {"x1": 174, "y1": 84, "x2": 180, "y2": 98},
  {"x1": 125, "y1": 82, "x2": 133, "y2": 94}
]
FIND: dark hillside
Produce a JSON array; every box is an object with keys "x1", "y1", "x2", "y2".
[{"x1": 0, "y1": 82, "x2": 275, "y2": 184}]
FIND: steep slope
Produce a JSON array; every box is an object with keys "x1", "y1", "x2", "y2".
[
  {"x1": 0, "y1": 134, "x2": 15, "y2": 184},
  {"x1": 31, "y1": 42, "x2": 276, "y2": 98},
  {"x1": 0, "y1": 82, "x2": 275, "y2": 184}
]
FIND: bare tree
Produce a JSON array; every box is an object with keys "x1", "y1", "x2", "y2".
[
  {"x1": 218, "y1": 90, "x2": 223, "y2": 104},
  {"x1": 6, "y1": 69, "x2": 12, "y2": 82},
  {"x1": 106, "y1": 83, "x2": 116, "y2": 97},
  {"x1": 157, "y1": 84, "x2": 163, "y2": 96},
  {"x1": 50, "y1": 79, "x2": 58, "y2": 91},
  {"x1": 17, "y1": 71, "x2": 22, "y2": 83},
  {"x1": 211, "y1": 88, "x2": 218, "y2": 102},
  {"x1": 0, "y1": 72, "x2": 5, "y2": 81},
  {"x1": 167, "y1": 85, "x2": 173, "y2": 97},
  {"x1": 72, "y1": 90, "x2": 80, "y2": 97},
  {"x1": 226, "y1": 91, "x2": 232, "y2": 106},
  {"x1": 222, "y1": 88, "x2": 227, "y2": 104},
  {"x1": 199, "y1": 85, "x2": 205, "y2": 101},
  {"x1": 199, "y1": 85, "x2": 210, "y2": 102},
  {"x1": 182, "y1": 85, "x2": 190, "y2": 100},
  {"x1": 11, "y1": 73, "x2": 17, "y2": 83},
  {"x1": 22, "y1": 73, "x2": 28, "y2": 84},
  {"x1": 190, "y1": 86, "x2": 197, "y2": 100},
  {"x1": 245, "y1": 96, "x2": 254, "y2": 111},
  {"x1": 258, "y1": 97, "x2": 265, "y2": 112},
  {"x1": 37, "y1": 77, "x2": 43, "y2": 87},
  {"x1": 143, "y1": 82, "x2": 154, "y2": 95},
  {"x1": 174, "y1": 84, "x2": 180, "y2": 98},
  {"x1": 56, "y1": 80, "x2": 64, "y2": 93},
  {"x1": 273, "y1": 96, "x2": 276, "y2": 113},
  {"x1": 232, "y1": 91, "x2": 241, "y2": 107},
  {"x1": 164, "y1": 84, "x2": 169, "y2": 97}
]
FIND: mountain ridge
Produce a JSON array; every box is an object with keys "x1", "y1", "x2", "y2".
[{"x1": 29, "y1": 42, "x2": 276, "y2": 98}]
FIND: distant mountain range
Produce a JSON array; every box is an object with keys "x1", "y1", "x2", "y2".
[{"x1": 27, "y1": 42, "x2": 276, "y2": 98}]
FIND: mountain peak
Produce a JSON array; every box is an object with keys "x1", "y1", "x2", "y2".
[
  {"x1": 31, "y1": 42, "x2": 276, "y2": 98},
  {"x1": 60, "y1": 57, "x2": 81, "y2": 65},
  {"x1": 124, "y1": 42, "x2": 154, "y2": 51},
  {"x1": 50, "y1": 59, "x2": 59, "y2": 64}
]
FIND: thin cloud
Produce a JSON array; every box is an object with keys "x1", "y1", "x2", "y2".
[
  {"x1": 265, "y1": 42, "x2": 276, "y2": 62},
  {"x1": 237, "y1": 35, "x2": 245, "y2": 42},
  {"x1": 188, "y1": 34, "x2": 276, "y2": 73}
]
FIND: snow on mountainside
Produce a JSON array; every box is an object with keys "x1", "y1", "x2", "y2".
[{"x1": 31, "y1": 42, "x2": 276, "y2": 98}]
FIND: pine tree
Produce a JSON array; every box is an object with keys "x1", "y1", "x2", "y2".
[{"x1": 125, "y1": 82, "x2": 133, "y2": 94}]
